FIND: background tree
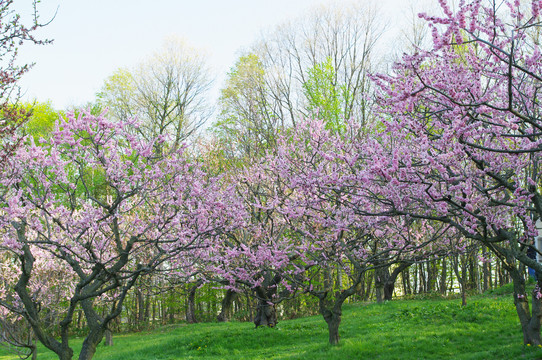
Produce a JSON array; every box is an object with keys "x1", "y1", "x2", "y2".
[
  {"x1": 211, "y1": 53, "x2": 279, "y2": 166},
  {"x1": 252, "y1": 2, "x2": 384, "y2": 127},
  {"x1": 209, "y1": 1, "x2": 384, "y2": 170},
  {"x1": 21, "y1": 101, "x2": 58, "y2": 141},
  {"x1": 98, "y1": 37, "x2": 213, "y2": 152}
]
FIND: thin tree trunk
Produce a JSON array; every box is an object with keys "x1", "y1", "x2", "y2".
[
  {"x1": 413, "y1": 264, "x2": 418, "y2": 294},
  {"x1": 137, "y1": 289, "x2": 145, "y2": 326},
  {"x1": 452, "y1": 254, "x2": 467, "y2": 306},
  {"x1": 440, "y1": 258, "x2": 447, "y2": 295}
]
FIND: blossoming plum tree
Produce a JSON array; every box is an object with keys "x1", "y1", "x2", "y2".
[
  {"x1": 0, "y1": 111, "x2": 244, "y2": 360},
  {"x1": 213, "y1": 119, "x2": 451, "y2": 344},
  {"x1": 368, "y1": 0, "x2": 542, "y2": 345}
]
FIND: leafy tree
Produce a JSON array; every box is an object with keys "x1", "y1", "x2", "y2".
[
  {"x1": 252, "y1": 2, "x2": 384, "y2": 127},
  {"x1": 97, "y1": 37, "x2": 213, "y2": 152},
  {"x1": 96, "y1": 68, "x2": 136, "y2": 122},
  {"x1": 211, "y1": 53, "x2": 279, "y2": 166},
  {"x1": 22, "y1": 101, "x2": 58, "y2": 141},
  {"x1": 302, "y1": 57, "x2": 348, "y2": 131}
]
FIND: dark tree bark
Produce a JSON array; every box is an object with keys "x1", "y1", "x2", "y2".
[
  {"x1": 364, "y1": 271, "x2": 373, "y2": 301},
  {"x1": 14, "y1": 242, "x2": 75, "y2": 360},
  {"x1": 13, "y1": 221, "x2": 144, "y2": 360},
  {"x1": 253, "y1": 273, "x2": 281, "y2": 327},
  {"x1": 186, "y1": 280, "x2": 203, "y2": 324},
  {"x1": 452, "y1": 253, "x2": 468, "y2": 306},
  {"x1": 505, "y1": 261, "x2": 542, "y2": 345},
  {"x1": 375, "y1": 263, "x2": 411, "y2": 303},
  {"x1": 137, "y1": 289, "x2": 145, "y2": 326},
  {"x1": 440, "y1": 258, "x2": 448, "y2": 295},
  {"x1": 374, "y1": 266, "x2": 387, "y2": 304},
  {"x1": 316, "y1": 284, "x2": 358, "y2": 345},
  {"x1": 402, "y1": 267, "x2": 411, "y2": 295},
  {"x1": 217, "y1": 289, "x2": 237, "y2": 322}
]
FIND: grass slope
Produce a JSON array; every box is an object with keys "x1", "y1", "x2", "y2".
[{"x1": 2, "y1": 285, "x2": 542, "y2": 359}]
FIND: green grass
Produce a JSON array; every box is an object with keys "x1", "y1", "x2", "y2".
[{"x1": 2, "y1": 289, "x2": 542, "y2": 359}]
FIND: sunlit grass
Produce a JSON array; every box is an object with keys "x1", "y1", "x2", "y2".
[{"x1": 1, "y1": 288, "x2": 541, "y2": 359}]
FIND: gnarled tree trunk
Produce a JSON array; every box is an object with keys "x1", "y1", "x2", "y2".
[
  {"x1": 317, "y1": 285, "x2": 358, "y2": 345},
  {"x1": 375, "y1": 262, "x2": 411, "y2": 303},
  {"x1": 253, "y1": 273, "x2": 281, "y2": 327},
  {"x1": 253, "y1": 287, "x2": 277, "y2": 327},
  {"x1": 217, "y1": 289, "x2": 237, "y2": 322},
  {"x1": 186, "y1": 280, "x2": 202, "y2": 324}
]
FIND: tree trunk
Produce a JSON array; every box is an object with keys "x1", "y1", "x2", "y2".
[
  {"x1": 78, "y1": 328, "x2": 104, "y2": 360},
  {"x1": 253, "y1": 273, "x2": 281, "y2": 327},
  {"x1": 402, "y1": 268, "x2": 411, "y2": 295},
  {"x1": 76, "y1": 310, "x2": 83, "y2": 330},
  {"x1": 335, "y1": 265, "x2": 343, "y2": 290},
  {"x1": 253, "y1": 297, "x2": 277, "y2": 327},
  {"x1": 58, "y1": 351, "x2": 74, "y2": 360},
  {"x1": 186, "y1": 281, "x2": 202, "y2": 324},
  {"x1": 319, "y1": 293, "x2": 343, "y2": 345},
  {"x1": 483, "y1": 247, "x2": 490, "y2": 292},
  {"x1": 253, "y1": 282, "x2": 278, "y2": 327},
  {"x1": 14, "y1": 244, "x2": 75, "y2": 360},
  {"x1": 413, "y1": 264, "x2": 418, "y2": 294},
  {"x1": 509, "y1": 266, "x2": 542, "y2": 345},
  {"x1": 326, "y1": 312, "x2": 341, "y2": 345},
  {"x1": 440, "y1": 258, "x2": 448, "y2": 295},
  {"x1": 137, "y1": 289, "x2": 145, "y2": 326},
  {"x1": 317, "y1": 284, "x2": 358, "y2": 345},
  {"x1": 426, "y1": 261, "x2": 434, "y2": 293},
  {"x1": 104, "y1": 330, "x2": 113, "y2": 347},
  {"x1": 217, "y1": 289, "x2": 237, "y2": 322},
  {"x1": 452, "y1": 254, "x2": 468, "y2": 306},
  {"x1": 385, "y1": 263, "x2": 411, "y2": 301},
  {"x1": 144, "y1": 292, "x2": 151, "y2": 325},
  {"x1": 419, "y1": 263, "x2": 427, "y2": 293},
  {"x1": 376, "y1": 263, "x2": 410, "y2": 302},
  {"x1": 374, "y1": 267, "x2": 387, "y2": 303},
  {"x1": 364, "y1": 271, "x2": 373, "y2": 301}
]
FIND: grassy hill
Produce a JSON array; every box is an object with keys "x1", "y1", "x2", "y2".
[{"x1": 2, "y1": 284, "x2": 542, "y2": 359}]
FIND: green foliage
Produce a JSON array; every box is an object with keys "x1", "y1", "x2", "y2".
[
  {"x1": 483, "y1": 282, "x2": 516, "y2": 296},
  {"x1": 302, "y1": 57, "x2": 349, "y2": 132},
  {"x1": 22, "y1": 101, "x2": 58, "y2": 141},
  {"x1": 4, "y1": 289, "x2": 540, "y2": 359},
  {"x1": 210, "y1": 53, "x2": 279, "y2": 167},
  {"x1": 96, "y1": 68, "x2": 136, "y2": 121}
]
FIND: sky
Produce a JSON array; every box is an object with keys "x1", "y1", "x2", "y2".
[{"x1": 14, "y1": 0, "x2": 430, "y2": 112}]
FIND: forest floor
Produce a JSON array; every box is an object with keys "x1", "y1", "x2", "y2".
[{"x1": 1, "y1": 283, "x2": 542, "y2": 359}]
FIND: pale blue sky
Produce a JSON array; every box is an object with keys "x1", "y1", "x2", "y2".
[{"x1": 14, "y1": 0, "x2": 429, "y2": 111}]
